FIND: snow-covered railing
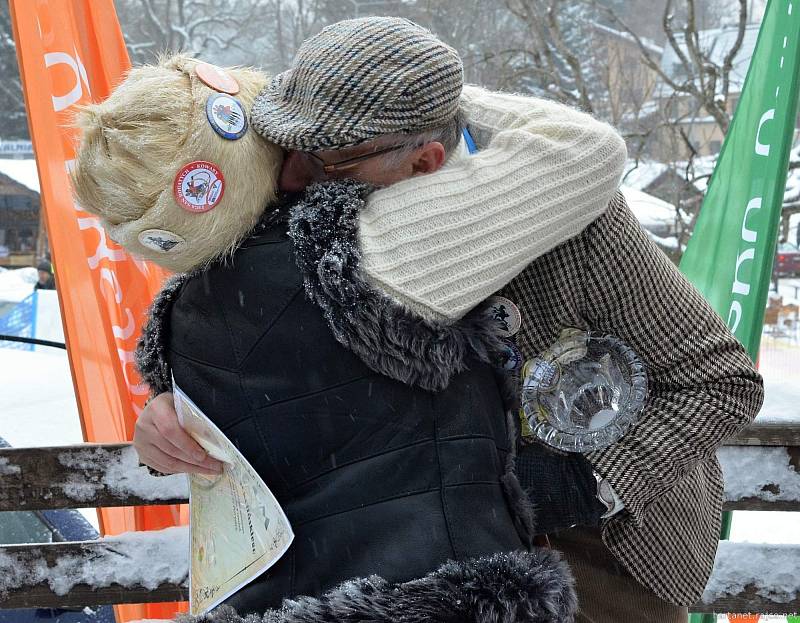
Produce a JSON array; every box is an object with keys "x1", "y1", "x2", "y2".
[
  {"x1": 718, "y1": 421, "x2": 800, "y2": 512},
  {"x1": 0, "y1": 527, "x2": 189, "y2": 609},
  {"x1": 0, "y1": 443, "x2": 189, "y2": 609},
  {"x1": 693, "y1": 542, "x2": 800, "y2": 614},
  {"x1": 0, "y1": 423, "x2": 797, "y2": 614},
  {"x1": 0, "y1": 443, "x2": 188, "y2": 511}
]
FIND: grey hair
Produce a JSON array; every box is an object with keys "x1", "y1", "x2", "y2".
[{"x1": 379, "y1": 108, "x2": 467, "y2": 169}]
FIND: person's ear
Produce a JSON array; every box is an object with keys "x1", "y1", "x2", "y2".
[{"x1": 411, "y1": 142, "x2": 446, "y2": 175}]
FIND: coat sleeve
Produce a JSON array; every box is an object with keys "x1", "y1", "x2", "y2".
[
  {"x1": 357, "y1": 85, "x2": 627, "y2": 324},
  {"x1": 580, "y1": 192, "x2": 764, "y2": 527}
]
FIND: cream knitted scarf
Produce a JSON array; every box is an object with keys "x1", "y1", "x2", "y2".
[{"x1": 357, "y1": 85, "x2": 628, "y2": 323}]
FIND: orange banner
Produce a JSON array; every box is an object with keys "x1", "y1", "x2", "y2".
[{"x1": 9, "y1": 1, "x2": 186, "y2": 619}]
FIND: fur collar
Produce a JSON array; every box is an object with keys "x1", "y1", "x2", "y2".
[
  {"x1": 135, "y1": 272, "x2": 189, "y2": 396},
  {"x1": 287, "y1": 180, "x2": 505, "y2": 392}
]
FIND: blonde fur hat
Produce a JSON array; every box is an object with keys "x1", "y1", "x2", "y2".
[{"x1": 72, "y1": 54, "x2": 282, "y2": 273}]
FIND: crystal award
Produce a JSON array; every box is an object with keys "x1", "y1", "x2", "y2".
[{"x1": 521, "y1": 328, "x2": 647, "y2": 453}]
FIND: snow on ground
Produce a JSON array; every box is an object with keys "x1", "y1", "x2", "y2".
[
  {"x1": 757, "y1": 301, "x2": 800, "y2": 424},
  {"x1": 622, "y1": 160, "x2": 668, "y2": 191},
  {"x1": 788, "y1": 214, "x2": 800, "y2": 257},
  {"x1": 0, "y1": 348, "x2": 81, "y2": 447},
  {"x1": 777, "y1": 278, "x2": 800, "y2": 306},
  {"x1": 0, "y1": 158, "x2": 40, "y2": 192},
  {"x1": 620, "y1": 185, "x2": 681, "y2": 231},
  {"x1": 621, "y1": 184, "x2": 689, "y2": 249},
  {"x1": 0, "y1": 347, "x2": 102, "y2": 530},
  {"x1": 0, "y1": 266, "x2": 37, "y2": 304},
  {"x1": 759, "y1": 371, "x2": 799, "y2": 422}
]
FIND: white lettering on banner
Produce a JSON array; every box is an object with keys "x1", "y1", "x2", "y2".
[
  {"x1": 732, "y1": 248, "x2": 756, "y2": 296},
  {"x1": 719, "y1": 4, "x2": 795, "y2": 339},
  {"x1": 71, "y1": 163, "x2": 142, "y2": 398},
  {"x1": 728, "y1": 197, "x2": 763, "y2": 325},
  {"x1": 76, "y1": 215, "x2": 128, "y2": 268},
  {"x1": 132, "y1": 257, "x2": 151, "y2": 278},
  {"x1": 754, "y1": 109, "x2": 775, "y2": 156},
  {"x1": 725, "y1": 194, "x2": 763, "y2": 334},
  {"x1": 727, "y1": 301, "x2": 743, "y2": 334},
  {"x1": 100, "y1": 267, "x2": 123, "y2": 304},
  {"x1": 44, "y1": 48, "x2": 91, "y2": 112},
  {"x1": 118, "y1": 349, "x2": 150, "y2": 396},
  {"x1": 112, "y1": 309, "x2": 137, "y2": 341},
  {"x1": 100, "y1": 268, "x2": 137, "y2": 340},
  {"x1": 741, "y1": 198, "x2": 762, "y2": 243}
]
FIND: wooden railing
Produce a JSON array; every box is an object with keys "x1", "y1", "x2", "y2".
[{"x1": 0, "y1": 423, "x2": 798, "y2": 615}]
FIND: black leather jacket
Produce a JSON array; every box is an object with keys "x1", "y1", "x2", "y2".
[
  {"x1": 165, "y1": 221, "x2": 526, "y2": 612},
  {"x1": 137, "y1": 184, "x2": 578, "y2": 622}
]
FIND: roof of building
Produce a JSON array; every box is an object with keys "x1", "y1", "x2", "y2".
[
  {"x1": 0, "y1": 160, "x2": 40, "y2": 194},
  {"x1": 655, "y1": 23, "x2": 760, "y2": 98},
  {"x1": 591, "y1": 22, "x2": 664, "y2": 56}
]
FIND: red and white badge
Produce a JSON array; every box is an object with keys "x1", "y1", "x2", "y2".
[
  {"x1": 173, "y1": 161, "x2": 225, "y2": 213},
  {"x1": 195, "y1": 62, "x2": 240, "y2": 95}
]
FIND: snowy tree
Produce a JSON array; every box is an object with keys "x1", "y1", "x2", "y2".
[
  {"x1": 491, "y1": 0, "x2": 603, "y2": 112},
  {"x1": 0, "y1": 7, "x2": 28, "y2": 140},
  {"x1": 116, "y1": 0, "x2": 280, "y2": 67}
]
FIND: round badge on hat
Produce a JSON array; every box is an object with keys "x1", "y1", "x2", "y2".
[
  {"x1": 486, "y1": 296, "x2": 522, "y2": 338},
  {"x1": 138, "y1": 229, "x2": 187, "y2": 254},
  {"x1": 206, "y1": 93, "x2": 248, "y2": 140},
  {"x1": 195, "y1": 62, "x2": 240, "y2": 94},
  {"x1": 174, "y1": 161, "x2": 225, "y2": 213}
]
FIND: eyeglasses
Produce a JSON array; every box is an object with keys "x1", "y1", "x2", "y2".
[{"x1": 306, "y1": 143, "x2": 408, "y2": 175}]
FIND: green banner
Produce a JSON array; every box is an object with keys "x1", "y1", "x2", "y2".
[
  {"x1": 681, "y1": 3, "x2": 800, "y2": 623},
  {"x1": 680, "y1": 0, "x2": 800, "y2": 361}
]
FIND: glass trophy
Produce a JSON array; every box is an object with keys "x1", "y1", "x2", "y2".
[{"x1": 521, "y1": 328, "x2": 647, "y2": 453}]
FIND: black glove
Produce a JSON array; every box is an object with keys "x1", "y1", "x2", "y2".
[{"x1": 515, "y1": 441, "x2": 606, "y2": 535}]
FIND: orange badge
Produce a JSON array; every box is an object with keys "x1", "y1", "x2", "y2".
[{"x1": 195, "y1": 62, "x2": 240, "y2": 94}]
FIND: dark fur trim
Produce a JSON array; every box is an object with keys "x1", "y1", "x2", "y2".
[
  {"x1": 501, "y1": 412, "x2": 537, "y2": 549},
  {"x1": 288, "y1": 180, "x2": 505, "y2": 392},
  {"x1": 177, "y1": 549, "x2": 577, "y2": 623},
  {"x1": 135, "y1": 273, "x2": 189, "y2": 396}
]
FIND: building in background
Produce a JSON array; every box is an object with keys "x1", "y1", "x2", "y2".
[
  {"x1": 590, "y1": 22, "x2": 662, "y2": 128},
  {"x1": 652, "y1": 23, "x2": 764, "y2": 159},
  {"x1": 0, "y1": 141, "x2": 33, "y2": 159},
  {"x1": 0, "y1": 161, "x2": 45, "y2": 267}
]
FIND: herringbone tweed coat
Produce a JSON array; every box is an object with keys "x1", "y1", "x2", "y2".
[{"x1": 499, "y1": 191, "x2": 764, "y2": 606}]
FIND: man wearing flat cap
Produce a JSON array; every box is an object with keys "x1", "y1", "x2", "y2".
[{"x1": 135, "y1": 16, "x2": 763, "y2": 623}]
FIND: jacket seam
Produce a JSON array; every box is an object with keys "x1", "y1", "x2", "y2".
[
  {"x1": 247, "y1": 373, "x2": 376, "y2": 413},
  {"x1": 291, "y1": 481, "x2": 504, "y2": 528},
  {"x1": 238, "y1": 286, "x2": 305, "y2": 367},
  {"x1": 170, "y1": 347, "x2": 241, "y2": 372},
  {"x1": 433, "y1": 407, "x2": 459, "y2": 560},
  {"x1": 283, "y1": 434, "x2": 507, "y2": 491}
]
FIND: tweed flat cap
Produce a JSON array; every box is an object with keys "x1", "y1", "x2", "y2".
[{"x1": 251, "y1": 17, "x2": 463, "y2": 151}]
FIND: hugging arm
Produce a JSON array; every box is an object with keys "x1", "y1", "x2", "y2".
[{"x1": 357, "y1": 85, "x2": 628, "y2": 323}]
